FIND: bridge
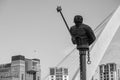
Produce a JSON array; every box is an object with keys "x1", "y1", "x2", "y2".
[{"x1": 42, "y1": 5, "x2": 120, "y2": 80}]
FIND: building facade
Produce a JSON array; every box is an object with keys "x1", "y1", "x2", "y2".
[
  {"x1": 93, "y1": 63, "x2": 120, "y2": 80},
  {"x1": 0, "y1": 55, "x2": 41, "y2": 80},
  {"x1": 49, "y1": 67, "x2": 69, "y2": 80}
]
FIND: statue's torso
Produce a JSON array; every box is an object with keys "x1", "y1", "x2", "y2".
[{"x1": 70, "y1": 24, "x2": 89, "y2": 47}]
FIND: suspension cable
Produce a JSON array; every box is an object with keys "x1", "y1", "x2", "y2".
[{"x1": 94, "y1": 10, "x2": 115, "y2": 32}]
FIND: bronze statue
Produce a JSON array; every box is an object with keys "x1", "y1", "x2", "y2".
[
  {"x1": 57, "y1": 6, "x2": 96, "y2": 80},
  {"x1": 70, "y1": 15, "x2": 96, "y2": 50}
]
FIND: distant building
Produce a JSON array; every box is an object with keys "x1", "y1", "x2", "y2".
[
  {"x1": 49, "y1": 67, "x2": 69, "y2": 80},
  {"x1": 0, "y1": 55, "x2": 41, "y2": 80},
  {"x1": 93, "y1": 63, "x2": 120, "y2": 80}
]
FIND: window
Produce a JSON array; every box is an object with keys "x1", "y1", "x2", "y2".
[
  {"x1": 110, "y1": 64, "x2": 115, "y2": 71},
  {"x1": 111, "y1": 72, "x2": 113, "y2": 74},
  {"x1": 21, "y1": 74, "x2": 24, "y2": 80},
  {"x1": 111, "y1": 75, "x2": 113, "y2": 77},
  {"x1": 64, "y1": 69, "x2": 68, "y2": 75},
  {"x1": 50, "y1": 68, "x2": 55, "y2": 75},
  {"x1": 111, "y1": 78, "x2": 113, "y2": 80},
  {"x1": 51, "y1": 76, "x2": 54, "y2": 78},
  {"x1": 38, "y1": 77, "x2": 40, "y2": 80}
]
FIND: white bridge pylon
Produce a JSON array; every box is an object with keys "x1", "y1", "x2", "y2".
[{"x1": 87, "y1": 5, "x2": 120, "y2": 80}]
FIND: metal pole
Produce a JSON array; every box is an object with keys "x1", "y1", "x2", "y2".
[
  {"x1": 79, "y1": 50, "x2": 86, "y2": 80},
  {"x1": 56, "y1": 6, "x2": 71, "y2": 35}
]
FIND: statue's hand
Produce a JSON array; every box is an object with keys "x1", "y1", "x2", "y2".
[{"x1": 71, "y1": 37, "x2": 76, "y2": 44}]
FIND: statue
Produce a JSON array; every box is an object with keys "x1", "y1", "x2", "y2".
[
  {"x1": 70, "y1": 15, "x2": 96, "y2": 50},
  {"x1": 56, "y1": 6, "x2": 96, "y2": 80}
]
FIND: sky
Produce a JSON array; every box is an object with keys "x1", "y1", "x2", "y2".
[{"x1": 0, "y1": 0, "x2": 120, "y2": 79}]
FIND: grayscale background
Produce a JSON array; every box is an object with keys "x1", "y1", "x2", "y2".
[{"x1": 0, "y1": 0, "x2": 120, "y2": 79}]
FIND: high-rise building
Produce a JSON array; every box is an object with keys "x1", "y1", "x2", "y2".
[
  {"x1": 0, "y1": 55, "x2": 41, "y2": 80},
  {"x1": 49, "y1": 67, "x2": 69, "y2": 80},
  {"x1": 93, "y1": 63, "x2": 120, "y2": 80}
]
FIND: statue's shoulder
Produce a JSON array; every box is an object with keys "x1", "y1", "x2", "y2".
[
  {"x1": 82, "y1": 24, "x2": 90, "y2": 28},
  {"x1": 82, "y1": 24, "x2": 91, "y2": 30}
]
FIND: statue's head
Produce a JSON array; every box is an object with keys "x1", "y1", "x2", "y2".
[{"x1": 74, "y1": 15, "x2": 83, "y2": 24}]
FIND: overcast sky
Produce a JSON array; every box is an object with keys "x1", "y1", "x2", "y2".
[{"x1": 0, "y1": 0, "x2": 120, "y2": 79}]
